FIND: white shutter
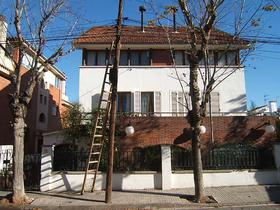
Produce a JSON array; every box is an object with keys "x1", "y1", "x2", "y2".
[
  {"x1": 154, "y1": 91, "x2": 161, "y2": 116},
  {"x1": 178, "y1": 92, "x2": 184, "y2": 116},
  {"x1": 211, "y1": 92, "x2": 220, "y2": 115},
  {"x1": 130, "y1": 92, "x2": 134, "y2": 112},
  {"x1": 171, "y1": 91, "x2": 177, "y2": 116},
  {"x1": 134, "y1": 91, "x2": 141, "y2": 113},
  {"x1": 206, "y1": 92, "x2": 220, "y2": 115}
]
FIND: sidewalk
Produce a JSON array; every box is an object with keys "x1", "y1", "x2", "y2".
[{"x1": 1, "y1": 185, "x2": 280, "y2": 209}]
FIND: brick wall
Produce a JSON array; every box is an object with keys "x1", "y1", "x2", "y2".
[{"x1": 119, "y1": 116, "x2": 277, "y2": 150}]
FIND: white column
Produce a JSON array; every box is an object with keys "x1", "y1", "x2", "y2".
[
  {"x1": 40, "y1": 145, "x2": 55, "y2": 191},
  {"x1": 161, "y1": 145, "x2": 172, "y2": 190},
  {"x1": 274, "y1": 143, "x2": 280, "y2": 184}
]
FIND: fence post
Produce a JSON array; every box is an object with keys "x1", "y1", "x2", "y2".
[
  {"x1": 40, "y1": 145, "x2": 55, "y2": 191},
  {"x1": 161, "y1": 145, "x2": 172, "y2": 190},
  {"x1": 274, "y1": 142, "x2": 280, "y2": 184}
]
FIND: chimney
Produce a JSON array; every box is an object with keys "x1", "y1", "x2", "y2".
[
  {"x1": 0, "y1": 15, "x2": 7, "y2": 57},
  {"x1": 171, "y1": 7, "x2": 178, "y2": 32},
  {"x1": 139, "y1": 6, "x2": 146, "y2": 32}
]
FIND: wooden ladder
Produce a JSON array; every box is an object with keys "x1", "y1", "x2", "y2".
[{"x1": 80, "y1": 42, "x2": 114, "y2": 195}]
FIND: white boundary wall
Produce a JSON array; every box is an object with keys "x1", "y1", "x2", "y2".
[
  {"x1": 41, "y1": 170, "x2": 278, "y2": 192},
  {"x1": 40, "y1": 134, "x2": 280, "y2": 192}
]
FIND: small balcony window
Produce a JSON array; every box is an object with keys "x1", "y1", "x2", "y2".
[
  {"x1": 141, "y1": 92, "x2": 154, "y2": 113},
  {"x1": 117, "y1": 92, "x2": 131, "y2": 113}
]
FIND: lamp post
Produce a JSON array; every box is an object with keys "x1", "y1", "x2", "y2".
[
  {"x1": 265, "y1": 124, "x2": 275, "y2": 133},
  {"x1": 199, "y1": 125, "x2": 206, "y2": 134},
  {"x1": 125, "y1": 124, "x2": 135, "y2": 136}
]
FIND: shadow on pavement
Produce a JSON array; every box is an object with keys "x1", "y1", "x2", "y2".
[{"x1": 28, "y1": 191, "x2": 105, "y2": 203}]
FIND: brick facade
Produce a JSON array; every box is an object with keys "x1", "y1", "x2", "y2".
[{"x1": 119, "y1": 116, "x2": 277, "y2": 151}]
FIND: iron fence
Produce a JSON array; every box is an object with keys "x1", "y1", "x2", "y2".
[
  {"x1": 172, "y1": 144, "x2": 275, "y2": 170},
  {"x1": 0, "y1": 149, "x2": 41, "y2": 190},
  {"x1": 53, "y1": 146, "x2": 161, "y2": 172}
]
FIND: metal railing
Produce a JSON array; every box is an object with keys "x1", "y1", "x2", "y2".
[
  {"x1": 53, "y1": 146, "x2": 161, "y2": 172},
  {"x1": 171, "y1": 144, "x2": 275, "y2": 170},
  {"x1": 116, "y1": 112, "x2": 248, "y2": 117},
  {"x1": 0, "y1": 149, "x2": 41, "y2": 190}
]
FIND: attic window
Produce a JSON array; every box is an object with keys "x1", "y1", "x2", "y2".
[{"x1": 86, "y1": 50, "x2": 106, "y2": 66}]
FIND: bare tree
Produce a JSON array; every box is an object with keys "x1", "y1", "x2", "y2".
[
  {"x1": 146, "y1": 0, "x2": 276, "y2": 203},
  {"x1": 0, "y1": 0, "x2": 76, "y2": 204}
]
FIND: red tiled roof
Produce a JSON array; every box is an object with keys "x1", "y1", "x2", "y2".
[{"x1": 73, "y1": 25, "x2": 249, "y2": 47}]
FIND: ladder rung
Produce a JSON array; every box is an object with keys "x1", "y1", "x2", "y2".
[
  {"x1": 94, "y1": 134, "x2": 103, "y2": 138},
  {"x1": 103, "y1": 90, "x2": 111, "y2": 94},
  {"x1": 89, "y1": 161, "x2": 98, "y2": 164},
  {"x1": 87, "y1": 169, "x2": 97, "y2": 172},
  {"x1": 91, "y1": 152, "x2": 100, "y2": 155},
  {"x1": 92, "y1": 143, "x2": 102, "y2": 146},
  {"x1": 96, "y1": 126, "x2": 102, "y2": 129},
  {"x1": 104, "y1": 81, "x2": 111, "y2": 84},
  {"x1": 101, "y1": 99, "x2": 110, "y2": 102}
]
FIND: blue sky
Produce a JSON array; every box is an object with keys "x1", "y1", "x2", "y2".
[{"x1": 55, "y1": 0, "x2": 280, "y2": 108}]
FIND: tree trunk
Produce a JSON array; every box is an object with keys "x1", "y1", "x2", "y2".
[
  {"x1": 12, "y1": 113, "x2": 26, "y2": 204},
  {"x1": 189, "y1": 60, "x2": 205, "y2": 203}
]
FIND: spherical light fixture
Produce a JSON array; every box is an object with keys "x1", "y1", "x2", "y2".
[
  {"x1": 125, "y1": 124, "x2": 135, "y2": 136},
  {"x1": 199, "y1": 125, "x2": 207, "y2": 134},
  {"x1": 265, "y1": 124, "x2": 275, "y2": 134}
]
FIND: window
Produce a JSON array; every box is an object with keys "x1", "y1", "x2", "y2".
[
  {"x1": 39, "y1": 113, "x2": 46, "y2": 123},
  {"x1": 120, "y1": 51, "x2": 128, "y2": 65},
  {"x1": 87, "y1": 51, "x2": 97, "y2": 66},
  {"x1": 130, "y1": 50, "x2": 150, "y2": 66},
  {"x1": 44, "y1": 96, "x2": 47, "y2": 105},
  {"x1": 86, "y1": 50, "x2": 106, "y2": 66},
  {"x1": 216, "y1": 51, "x2": 238, "y2": 66},
  {"x1": 117, "y1": 92, "x2": 131, "y2": 112},
  {"x1": 141, "y1": 92, "x2": 154, "y2": 113},
  {"x1": 174, "y1": 51, "x2": 185, "y2": 65},
  {"x1": 55, "y1": 76, "x2": 60, "y2": 89},
  {"x1": 206, "y1": 92, "x2": 220, "y2": 115},
  {"x1": 174, "y1": 51, "x2": 184, "y2": 65},
  {"x1": 97, "y1": 51, "x2": 106, "y2": 65},
  {"x1": 227, "y1": 51, "x2": 237, "y2": 65},
  {"x1": 217, "y1": 52, "x2": 226, "y2": 66},
  {"x1": 52, "y1": 105, "x2": 58, "y2": 116},
  {"x1": 39, "y1": 94, "x2": 43, "y2": 104},
  {"x1": 171, "y1": 91, "x2": 190, "y2": 116},
  {"x1": 199, "y1": 51, "x2": 215, "y2": 65}
]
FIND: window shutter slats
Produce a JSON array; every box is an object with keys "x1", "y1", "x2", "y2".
[
  {"x1": 171, "y1": 91, "x2": 177, "y2": 116},
  {"x1": 134, "y1": 91, "x2": 141, "y2": 113},
  {"x1": 206, "y1": 92, "x2": 220, "y2": 115},
  {"x1": 154, "y1": 91, "x2": 161, "y2": 116}
]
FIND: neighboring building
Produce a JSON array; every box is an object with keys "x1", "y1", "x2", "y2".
[
  {"x1": 250, "y1": 101, "x2": 278, "y2": 116},
  {"x1": 74, "y1": 25, "x2": 248, "y2": 115},
  {"x1": 0, "y1": 15, "x2": 70, "y2": 154}
]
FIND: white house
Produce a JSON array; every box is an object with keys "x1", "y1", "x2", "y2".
[{"x1": 74, "y1": 25, "x2": 248, "y2": 116}]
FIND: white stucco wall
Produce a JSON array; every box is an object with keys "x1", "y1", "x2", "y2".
[
  {"x1": 44, "y1": 70, "x2": 57, "y2": 88},
  {"x1": 41, "y1": 170, "x2": 278, "y2": 192},
  {"x1": 79, "y1": 66, "x2": 246, "y2": 113}
]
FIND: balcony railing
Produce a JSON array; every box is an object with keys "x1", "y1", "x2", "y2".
[{"x1": 117, "y1": 111, "x2": 248, "y2": 117}]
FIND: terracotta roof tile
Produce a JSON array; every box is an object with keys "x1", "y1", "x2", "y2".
[{"x1": 73, "y1": 26, "x2": 249, "y2": 47}]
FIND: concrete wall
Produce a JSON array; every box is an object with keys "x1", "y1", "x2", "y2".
[
  {"x1": 79, "y1": 66, "x2": 246, "y2": 113},
  {"x1": 40, "y1": 136, "x2": 279, "y2": 192},
  {"x1": 41, "y1": 170, "x2": 278, "y2": 192}
]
